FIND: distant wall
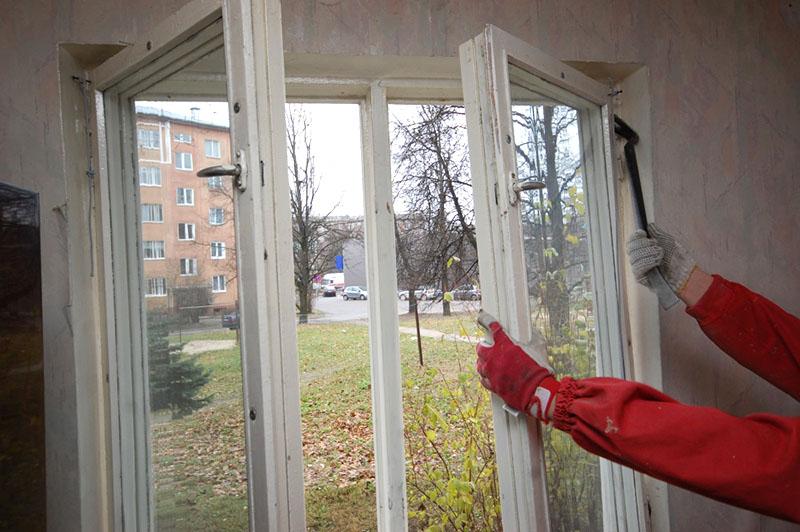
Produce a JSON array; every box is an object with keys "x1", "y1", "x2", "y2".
[{"x1": 1, "y1": 1, "x2": 798, "y2": 530}]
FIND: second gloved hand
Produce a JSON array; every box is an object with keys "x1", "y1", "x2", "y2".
[
  {"x1": 476, "y1": 321, "x2": 560, "y2": 422},
  {"x1": 626, "y1": 223, "x2": 696, "y2": 293}
]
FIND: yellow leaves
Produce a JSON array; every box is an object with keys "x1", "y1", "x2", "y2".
[{"x1": 566, "y1": 233, "x2": 579, "y2": 245}]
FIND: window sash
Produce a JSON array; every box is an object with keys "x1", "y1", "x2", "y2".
[
  {"x1": 138, "y1": 128, "x2": 160, "y2": 149},
  {"x1": 205, "y1": 139, "x2": 221, "y2": 158},
  {"x1": 176, "y1": 152, "x2": 193, "y2": 170},
  {"x1": 145, "y1": 277, "x2": 167, "y2": 296},
  {"x1": 139, "y1": 166, "x2": 162, "y2": 186},
  {"x1": 143, "y1": 240, "x2": 165, "y2": 260},
  {"x1": 208, "y1": 176, "x2": 224, "y2": 189},
  {"x1": 141, "y1": 204, "x2": 163, "y2": 223},
  {"x1": 209, "y1": 208, "x2": 224, "y2": 225},
  {"x1": 179, "y1": 258, "x2": 197, "y2": 276},
  {"x1": 175, "y1": 132, "x2": 192, "y2": 143},
  {"x1": 211, "y1": 241, "x2": 226, "y2": 258},
  {"x1": 212, "y1": 275, "x2": 226, "y2": 292},
  {"x1": 177, "y1": 223, "x2": 195, "y2": 241},
  {"x1": 176, "y1": 187, "x2": 194, "y2": 205}
]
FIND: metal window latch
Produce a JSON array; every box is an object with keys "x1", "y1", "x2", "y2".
[
  {"x1": 509, "y1": 171, "x2": 545, "y2": 205},
  {"x1": 197, "y1": 149, "x2": 247, "y2": 191}
]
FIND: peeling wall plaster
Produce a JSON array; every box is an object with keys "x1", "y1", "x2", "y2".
[{"x1": 1, "y1": 1, "x2": 798, "y2": 530}]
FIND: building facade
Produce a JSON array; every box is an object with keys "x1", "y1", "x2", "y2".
[{"x1": 136, "y1": 110, "x2": 238, "y2": 314}]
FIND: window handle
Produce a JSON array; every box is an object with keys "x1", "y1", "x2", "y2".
[
  {"x1": 197, "y1": 164, "x2": 240, "y2": 178},
  {"x1": 197, "y1": 149, "x2": 247, "y2": 192}
]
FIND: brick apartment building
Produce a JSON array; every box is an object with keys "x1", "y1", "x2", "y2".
[{"x1": 136, "y1": 109, "x2": 237, "y2": 314}]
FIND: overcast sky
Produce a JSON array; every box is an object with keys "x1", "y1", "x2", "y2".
[{"x1": 136, "y1": 101, "x2": 423, "y2": 217}]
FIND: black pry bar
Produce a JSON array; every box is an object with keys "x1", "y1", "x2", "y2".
[{"x1": 613, "y1": 116, "x2": 649, "y2": 232}]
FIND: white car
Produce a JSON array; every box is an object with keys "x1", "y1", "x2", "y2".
[{"x1": 343, "y1": 286, "x2": 368, "y2": 300}]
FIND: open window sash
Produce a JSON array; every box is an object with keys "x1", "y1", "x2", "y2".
[{"x1": 459, "y1": 25, "x2": 643, "y2": 532}]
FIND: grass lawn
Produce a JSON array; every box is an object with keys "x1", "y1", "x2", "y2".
[
  {"x1": 398, "y1": 311, "x2": 484, "y2": 340},
  {"x1": 150, "y1": 317, "x2": 496, "y2": 531}
]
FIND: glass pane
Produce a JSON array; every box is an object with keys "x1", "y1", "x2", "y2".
[
  {"x1": 136, "y1": 90, "x2": 248, "y2": 529},
  {"x1": 509, "y1": 65, "x2": 603, "y2": 531},
  {"x1": 285, "y1": 103, "x2": 377, "y2": 530},
  {"x1": 389, "y1": 104, "x2": 500, "y2": 531}
]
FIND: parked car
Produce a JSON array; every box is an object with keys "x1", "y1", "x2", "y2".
[
  {"x1": 222, "y1": 310, "x2": 239, "y2": 329},
  {"x1": 451, "y1": 284, "x2": 481, "y2": 301},
  {"x1": 398, "y1": 288, "x2": 424, "y2": 301},
  {"x1": 343, "y1": 286, "x2": 368, "y2": 300},
  {"x1": 322, "y1": 284, "x2": 337, "y2": 297},
  {"x1": 422, "y1": 286, "x2": 443, "y2": 300}
]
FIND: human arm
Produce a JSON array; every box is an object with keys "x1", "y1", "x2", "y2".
[{"x1": 476, "y1": 322, "x2": 800, "y2": 523}]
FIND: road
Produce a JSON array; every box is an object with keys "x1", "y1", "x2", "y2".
[{"x1": 309, "y1": 295, "x2": 481, "y2": 323}]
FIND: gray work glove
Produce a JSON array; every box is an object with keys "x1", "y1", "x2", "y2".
[{"x1": 626, "y1": 223, "x2": 696, "y2": 293}]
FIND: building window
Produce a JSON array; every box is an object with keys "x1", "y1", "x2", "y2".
[
  {"x1": 207, "y1": 176, "x2": 224, "y2": 190},
  {"x1": 176, "y1": 187, "x2": 194, "y2": 206},
  {"x1": 141, "y1": 204, "x2": 163, "y2": 223},
  {"x1": 180, "y1": 258, "x2": 198, "y2": 276},
  {"x1": 175, "y1": 152, "x2": 193, "y2": 171},
  {"x1": 139, "y1": 166, "x2": 162, "y2": 186},
  {"x1": 210, "y1": 241, "x2": 226, "y2": 259},
  {"x1": 143, "y1": 240, "x2": 165, "y2": 260},
  {"x1": 209, "y1": 208, "x2": 224, "y2": 226},
  {"x1": 138, "y1": 128, "x2": 160, "y2": 149},
  {"x1": 204, "y1": 139, "x2": 221, "y2": 158},
  {"x1": 174, "y1": 132, "x2": 192, "y2": 143},
  {"x1": 145, "y1": 277, "x2": 167, "y2": 297},
  {"x1": 177, "y1": 223, "x2": 196, "y2": 241},
  {"x1": 212, "y1": 275, "x2": 226, "y2": 293}
]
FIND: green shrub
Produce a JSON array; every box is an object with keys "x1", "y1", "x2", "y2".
[{"x1": 404, "y1": 368, "x2": 500, "y2": 531}]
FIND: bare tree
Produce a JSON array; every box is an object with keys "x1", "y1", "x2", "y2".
[
  {"x1": 286, "y1": 105, "x2": 359, "y2": 323},
  {"x1": 392, "y1": 105, "x2": 476, "y2": 316}
]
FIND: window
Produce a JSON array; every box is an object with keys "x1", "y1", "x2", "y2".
[
  {"x1": 175, "y1": 132, "x2": 192, "y2": 143},
  {"x1": 141, "y1": 204, "x2": 163, "y2": 223},
  {"x1": 138, "y1": 128, "x2": 160, "y2": 149},
  {"x1": 176, "y1": 187, "x2": 194, "y2": 206},
  {"x1": 211, "y1": 275, "x2": 226, "y2": 293},
  {"x1": 179, "y1": 258, "x2": 197, "y2": 276},
  {"x1": 207, "y1": 176, "x2": 224, "y2": 190},
  {"x1": 145, "y1": 277, "x2": 167, "y2": 297},
  {"x1": 143, "y1": 240, "x2": 165, "y2": 260},
  {"x1": 176, "y1": 152, "x2": 193, "y2": 170},
  {"x1": 209, "y1": 208, "x2": 224, "y2": 226},
  {"x1": 210, "y1": 241, "x2": 226, "y2": 259},
  {"x1": 204, "y1": 139, "x2": 221, "y2": 158},
  {"x1": 177, "y1": 223, "x2": 195, "y2": 241},
  {"x1": 139, "y1": 166, "x2": 162, "y2": 186}
]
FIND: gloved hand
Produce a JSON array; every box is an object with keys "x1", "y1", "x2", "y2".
[
  {"x1": 476, "y1": 320, "x2": 560, "y2": 422},
  {"x1": 626, "y1": 223, "x2": 696, "y2": 293}
]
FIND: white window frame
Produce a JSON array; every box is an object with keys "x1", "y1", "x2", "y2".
[
  {"x1": 175, "y1": 151, "x2": 193, "y2": 171},
  {"x1": 210, "y1": 240, "x2": 226, "y2": 259},
  {"x1": 140, "y1": 203, "x2": 163, "y2": 223},
  {"x1": 177, "y1": 222, "x2": 195, "y2": 241},
  {"x1": 175, "y1": 132, "x2": 192, "y2": 143},
  {"x1": 142, "y1": 240, "x2": 165, "y2": 260},
  {"x1": 176, "y1": 187, "x2": 194, "y2": 206},
  {"x1": 211, "y1": 274, "x2": 227, "y2": 292},
  {"x1": 208, "y1": 207, "x2": 224, "y2": 225},
  {"x1": 204, "y1": 138, "x2": 222, "y2": 158},
  {"x1": 145, "y1": 277, "x2": 167, "y2": 297},
  {"x1": 138, "y1": 128, "x2": 161, "y2": 149},
  {"x1": 91, "y1": 2, "x2": 304, "y2": 530},
  {"x1": 179, "y1": 257, "x2": 198, "y2": 276},
  {"x1": 138, "y1": 166, "x2": 162, "y2": 186},
  {"x1": 460, "y1": 26, "x2": 644, "y2": 531},
  {"x1": 207, "y1": 175, "x2": 224, "y2": 189}
]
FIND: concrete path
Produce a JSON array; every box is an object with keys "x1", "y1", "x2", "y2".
[
  {"x1": 182, "y1": 339, "x2": 237, "y2": 355},
  {"x1": 398, "y1": 326, "x2": 475, "y2": 344}
]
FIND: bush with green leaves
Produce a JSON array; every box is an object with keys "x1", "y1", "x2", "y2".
[
  {"x1": 404, "y1": 367, "x2": 500, "y2": 531},
  {"x1": 147, "y1": 313, "x2": 212, "y2": 419}
]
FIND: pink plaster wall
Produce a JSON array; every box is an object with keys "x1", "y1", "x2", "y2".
[{"x1": 1, "y1": 1, "x2": 798, "y2": 529}]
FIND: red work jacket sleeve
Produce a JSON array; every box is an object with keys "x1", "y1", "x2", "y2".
[
  {"x1": 550, "y1": 274, "x2": 800, "y2": 523},
  {"x1": 552, "y1": 377, "x2": 800, "y2": 523},
  {"x1": 685, "y1": 274, "x2": 800, "y2": 400}
]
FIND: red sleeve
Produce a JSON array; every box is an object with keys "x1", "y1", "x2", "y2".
[
  {"x1": 686, "y1": 275, "x2": 800, "y2": 400},
  {"x1": 552, "y1": 377, "x2": 800, "y2": 523}
]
